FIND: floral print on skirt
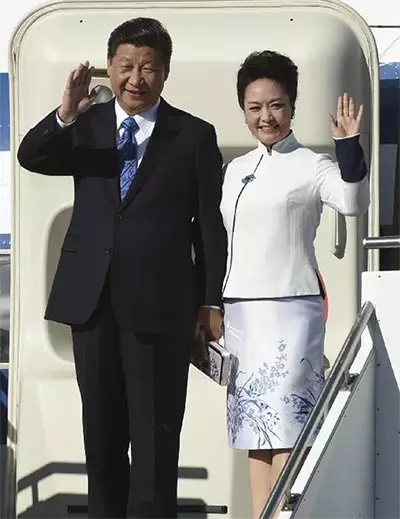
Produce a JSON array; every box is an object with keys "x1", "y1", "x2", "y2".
[{"x1": 224, "y1": 297, "x2": 325, "y2": 450}]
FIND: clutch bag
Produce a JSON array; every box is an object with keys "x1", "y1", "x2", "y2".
[{"x1": 191, "y1": 339, "x2": 233, "y2": 386}]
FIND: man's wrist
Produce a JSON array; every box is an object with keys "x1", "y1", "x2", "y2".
[{"x1": 57, "y1": 108, "x2": 77, "y2": 125}]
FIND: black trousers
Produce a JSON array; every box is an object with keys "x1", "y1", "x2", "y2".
[{"x1": 71, "y1": 284, "x2": 191, "y2": 518}]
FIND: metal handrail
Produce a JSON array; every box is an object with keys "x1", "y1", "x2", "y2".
[
  {"x1": 260, "y1": 300, "x2": 375, "y2": 519},
  {"x1": 363, "y1": 236, "x2": 400, "y2": 250}
]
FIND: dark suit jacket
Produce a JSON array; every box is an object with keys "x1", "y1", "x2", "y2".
[{"x1": 17, "y1": 98, "x2": 227, "y2": 336}]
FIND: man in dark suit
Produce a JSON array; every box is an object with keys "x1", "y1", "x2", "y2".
[{"x1": 17, "y1": 17, "x2": 226, "y2": 519}]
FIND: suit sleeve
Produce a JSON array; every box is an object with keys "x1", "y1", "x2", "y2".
[
  {"x1": 17, "y1": 108, "x2": 74, "y2": 175},
  {"x1": 315, "y1": 135, "x2": 370, "y2": 216},
  {"x1": 194, "y1": 124, "x2": 227, "y2": 307}
]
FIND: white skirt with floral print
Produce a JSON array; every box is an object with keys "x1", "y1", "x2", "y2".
[{"x1": 223, "y1": 296, "x2": 325, "y2": 450}]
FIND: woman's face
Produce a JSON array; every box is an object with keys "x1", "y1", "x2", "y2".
[{"x1": 243, "y1": 78, "x2": 293, "y2": 147}]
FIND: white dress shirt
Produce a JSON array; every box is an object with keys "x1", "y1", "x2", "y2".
[
  {"x1": 56, "y1": 98, "x2": 160, "y2": 158},
  {"x1": 220, "y1": 131, "x2": 370, "y2": 299},
  {"x1": 114, "y1": 98, "x2": 159, "y2": 163}
]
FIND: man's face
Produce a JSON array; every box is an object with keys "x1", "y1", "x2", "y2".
[{"x1": 107, "y1": 44, "x2": 168, "y2": 114}]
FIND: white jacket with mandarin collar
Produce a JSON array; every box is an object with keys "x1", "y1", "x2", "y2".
[{"x1": 220, "y1": 131, "x2": 370, "y2": 299}]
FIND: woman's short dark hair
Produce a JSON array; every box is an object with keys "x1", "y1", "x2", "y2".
[
  {"x1": 237, "y1": 51, "x2": 298, "y2": 113},
  {"x1": 107, "y1": 17, "x2": 173, "y2": 69}
]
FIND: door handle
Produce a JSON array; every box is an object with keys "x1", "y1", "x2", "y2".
[{"x1": 331, "y1": 210, "x2": 346, "y2": 259}]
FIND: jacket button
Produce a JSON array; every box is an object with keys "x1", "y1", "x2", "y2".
[
  {"x1": 115, "y1": 214, "x2": 123, "y2": 220},
  {"x1": 105, "y1": 248, "x2": 112, "y2": 255}
]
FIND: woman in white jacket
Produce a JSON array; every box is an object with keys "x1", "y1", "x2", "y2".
[{"x1": 220, "y1": 50, "x2": 369, "y2": 519}]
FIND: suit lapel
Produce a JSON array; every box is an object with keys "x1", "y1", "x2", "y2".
[
  {"x1": 90, "y1": 99, "x2": 120, "y2": 206},
  {"x1": 120, "y1": 98, "x2": 182, "y2": 209}
]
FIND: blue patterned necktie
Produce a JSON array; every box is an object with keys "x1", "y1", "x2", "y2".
[{"x1": 117, "y1": 117, "x2": 139, "y2": 201}]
